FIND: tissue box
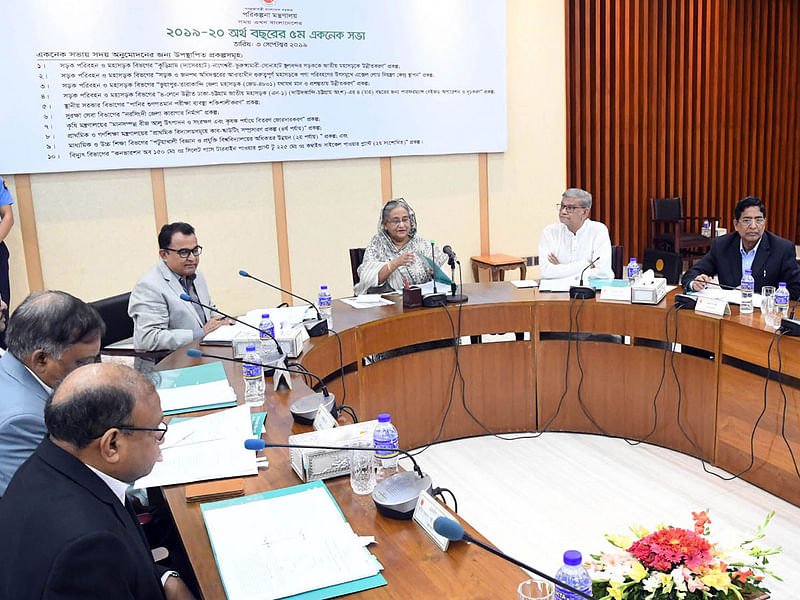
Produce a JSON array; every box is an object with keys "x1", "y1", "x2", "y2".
[
  {"x1": 232, "y1": 325, "x2": 306, "y2": 359},
  {"x1": 288, "y1": 420, "x2": 378, "y2": 482}
]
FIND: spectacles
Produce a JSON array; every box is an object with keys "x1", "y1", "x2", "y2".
[
  {"x1": 116, "y1": 421, "x2": 169, "y2": 441},
  {"x1": 738, "y1": 217, "x2": 765, "y2": 226},
  {"x1": 387, "y1": 217, "x2": 411, "y2": 227},
  {"x1": 557, "y1": 203, "x2": 585, "y2": 212},
  {"x1": 164, "y1": 246, "x2": 203, "y2": 259}
]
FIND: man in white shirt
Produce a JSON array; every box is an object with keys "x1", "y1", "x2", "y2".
[{"x1": 538, "y1": 188, "x2": 613, "y2": 280}]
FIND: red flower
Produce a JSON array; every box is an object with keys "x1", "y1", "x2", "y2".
[
  {"x1": 627, "y1": 527, "x2": 712, "y2": 571},
  {"x1": 692, "y1": 510, "x2": 711, "y2": 535},
  {"x1": 732, "y1": 569, "x2": 754, "y2": 583}
]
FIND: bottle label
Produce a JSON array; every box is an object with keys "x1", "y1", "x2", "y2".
[
  {"x1": 319, "y1": 295, "x2": 332, "y2": 308},
  {"x1": 259, "y1": 325, "x2": 274, "y2": 341},
  {"x1": 776, "y1": 294, "x2": 789, "y2": 308},
  {"x1": 741, "y1": 280, "x2": 754, "y2": 292},
  {"x1": 373, "y1": 437, "x2": 399, "y2": 459},
  {"x1": 243, "y1": 363, "x2": 263, "y2": 379},
  {"x1": 627, "y1": 265, "x2": 637, "y2": 279}
]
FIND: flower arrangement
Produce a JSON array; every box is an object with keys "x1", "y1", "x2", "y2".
[{"x1": 586, "y1": 510, "x2": 781, "y2": 600}]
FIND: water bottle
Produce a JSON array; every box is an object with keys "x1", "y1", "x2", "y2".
[
  {"x1": 258, "y1": 313, "x2": 281, "y2": 367},
  {"x1": 740, "y1": 269, "x2": 754, "y2": 314},
  {"x1": 775, "y1": 282, "x2": 790, "y2": 321},
  {"x1": 554, "y1": 550, "x2": 593, "y2": 599},
  {"x1": 242, "y1": 344, "x2": 265, "y2": 406},
  {"x1": 702, "y1": 219, "x2": 711, "y2": 238},
  {"x1": 625, "y1": 258, "x2": 640, "y2": 285},
  {"x1": 318, "y1": 285, "x2": 333, "y2": 329},
  {"x1": 372, "y1": 413, "x2": 399, "y2": 483}
]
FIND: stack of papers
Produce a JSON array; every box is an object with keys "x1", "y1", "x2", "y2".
[
  {"x1": 153, "y1": 362, "x2": 237, "y2": 415},
  {"x1": 340, "y1": 294, "x2": 394, "y2": 309},
  {"x1": 201, "y1": 481, "x2": 386, "y2": 600},
  {"x1": 134, "y1": 404, "x2": 257, "y2": 488}
]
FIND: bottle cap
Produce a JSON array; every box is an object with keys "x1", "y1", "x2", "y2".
[
  {"x1": 262, "y1": 313, "x2": 269, "y2": 318},
  {"x1": 245, "y1": 345, "x2": 256, "y2": 352},
  {"x1": 630, "y1": 258, "x2": 637, "y2": 262},
  {"x1": 779, "y1": 282, "x2": 787, "y2": 287},
  {"x1": 563, "y1": 549, "x2": 582, "y2": 566},
  {"x1": 377, "y1": 413, "x2": 391, "y2": 423},
  {"x1": 321, "y1": 285, "x2": 328, "y2": 290}
]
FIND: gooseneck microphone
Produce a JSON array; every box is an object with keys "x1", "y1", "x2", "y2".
[
  {"x1": 185, "y1": 348, "x2": 337, "y2": 424},
  {"x1": 432, "y1": 517, "x2": 593, "y2": 600},
  {"x1": 178, "y1": 293, "x2": 283, "y2": 357},
  {"x1": 442, "y1": 244, "x2": 467, "y2": 304},
  {"x1": 244, "y1": 438, "x2": 433, "y2": 520},
  {"x1": 238, "y1": 270, "x2": 328, "y2": 337},
  {"x1": 569, "y1": 256, "x2": 600, "y2": 300}
]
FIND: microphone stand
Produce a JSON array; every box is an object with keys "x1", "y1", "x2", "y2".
[
  {"x1": 422, "y1": 240, "x2": 447, "y2": 307},
  {"x1": 569, "y1": 256, "x2": 600, "y2": 299},
  {"x1": 238, "y1": 269, "x2": 329, "y2": 337},
  {"x1": 443, "y1": 246, "x2": 467, "y2": 303}
]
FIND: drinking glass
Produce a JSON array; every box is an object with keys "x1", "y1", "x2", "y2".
[
  {"x1": 761, "y1": 286, "x2": 778, "y2": 328},
  {"x1": 518, "y1": 578, "x2": 555, "y2": 600},
  {"x1": 349, "y1": 438, "x2": 376, "y2": 495}
]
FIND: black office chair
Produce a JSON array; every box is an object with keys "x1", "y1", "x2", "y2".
[
  {"x1": 89, "y1": 292, "x2": 168, "y2": 363},
  {"x1": 610, "y1": 245, "x2": 624, "y2": 279},
  {"x1": 642, "y1": 248, "x2": 683, "y2": 284},
  {"x1": 649, "y1": 197, "x2": 717, "y2": 264},
  {"x1": 349, "y1": 247, "x2": 366, "y2": 286}
]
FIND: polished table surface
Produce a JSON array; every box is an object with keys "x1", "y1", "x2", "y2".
[{"x1": 159, "y1": 282, "x2": 800, "y2": 599}]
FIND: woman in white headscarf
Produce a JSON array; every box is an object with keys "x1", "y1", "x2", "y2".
[{"x1": 354, "y1": 198, "x2": 448, "y2": 295}]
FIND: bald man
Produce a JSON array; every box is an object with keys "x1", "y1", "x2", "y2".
[{"x1": 0, "y1": 363, "x2": 194, "y2": 600}]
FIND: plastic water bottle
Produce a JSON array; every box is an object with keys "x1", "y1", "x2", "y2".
[
  {"x1": 626, "y1": 258, "x2": 640, "y2": 285},
  {"x1": 554, "y1": 550, "x2": 593, "y2": 599},
  {"x1": 372, "y1": 413, "x2": 399, "y2": 483},
  {"x1": 702, "y1": 219, "x2": 711, "y2": 238},
  {"x1": 242, "y1": 344, "x2": 265, "y2": 406},
  {"x1": 775, "y1": 282, "x2": 790, "y2": 321},
  {"x1": 318, "y1": 285, "x2": 333, "y2": 329},
  {"x1": 740, "y1": 269, "x2": 754, "y2": 314},
  {"x1": 258, "y1": 313, "x2": 281, "y2": 367}
]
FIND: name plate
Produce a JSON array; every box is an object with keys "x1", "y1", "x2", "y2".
[
  {"x1": 313, "y1": 405, "x2": 338, "y2": 430},
  {"x1": 695, "y1": 296, "x2": 731, "y2": 317},
  {"x1": 600, "y1": 286, "x2": 631, "y2": 302},
  {"x1": 412, "y1": 491, "x2": 451, "y2": 551}
]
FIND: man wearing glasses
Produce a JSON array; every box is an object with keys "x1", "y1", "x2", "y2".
[
  {"x1": 129, "y1": 222, "x2": 229, "y2": 352},
  {"x1": 538, "y1": 188, "x2": 613, "y2": 280},
  {"x1": 682, "y1": 196, "x2": 800, "y2": 299},
  {"x1": 0, "y1": 291, "x2": 104, "y2": 495},
  {"x1": 0, "y1": 363, "x2": 195, "y2": 600}
]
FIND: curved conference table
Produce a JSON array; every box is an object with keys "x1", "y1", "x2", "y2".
[{"x1": 159, "y1": 282, "x2": 800, "y2": 599}]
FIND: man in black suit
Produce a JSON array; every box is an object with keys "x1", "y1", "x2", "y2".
[
  {"x1": 0, "y1": 363, "x2": 194, "y2": 600},
  {"x1": 682, "y1": 196, "x2": 800, "y2": 299}
]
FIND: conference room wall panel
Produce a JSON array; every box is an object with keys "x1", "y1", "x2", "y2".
[
  {"x1": 391, "y1": 153, "x2": 481, "y2": 276},
  {"x1": 163, "y1": 163, "x2": 280, "y2": 316},
  {"x1": 488, "y1": 0, "x2": 567, "y2": 271},
  {"x1": 283, "y1": 158, "x2": 382, "y2": 303},
  {"x1": 566, "y1": 0, "x2": 800, "y2": 259},
  {"x1": 29, "y1": 169, "x2": 156, "y2": 302}
]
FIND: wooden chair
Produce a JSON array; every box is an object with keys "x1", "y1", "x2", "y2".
[
  {"x1": 470, "y1": 254, "x2": 527, "y2": 282},
  {"x1": 649, "y1": 197, "x2": 717, "y2": 263},
  {"x1": 348, "y1": 248, "x2": 366, "y2": 286}
]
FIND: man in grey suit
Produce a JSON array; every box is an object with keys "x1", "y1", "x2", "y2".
[
  {"x1": 0, "y1": 290, "x2": 104, "y2": 494},
  {"x1": 129, "y1": 222, "x2": 229, "y2": 352}
]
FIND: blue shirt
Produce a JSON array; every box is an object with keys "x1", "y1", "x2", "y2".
[
  {"x1": 739, "y1": 237, "x2": 762, "y2": 277},
  {"x1": 0, "y1": 178, "x2": 13, "y2": 207}
]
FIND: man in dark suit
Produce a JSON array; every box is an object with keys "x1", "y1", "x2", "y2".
[
  {"x1": 0, "y1": 363, "x2": 194, "y2": 599},
  {"x1": 682, "y1": 196, "x2": 800, "y2": 299}
]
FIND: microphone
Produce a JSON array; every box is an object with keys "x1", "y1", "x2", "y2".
[
  {"x1": 422, "y1": 240, "x2": 447, "y2": 307},
  {"x1": 238, "y1": 270, "x2": 328, "y2": 337},
  {"x1": 432, "y1": 516, "x2": 593, "y2": 600},
  {"x1": 186, "y1": 348, "x2": 337, "y2": 424},
  {"x1": 178, "y1": 293, "x2": 283, "y2": 357},
  {"x1": 442, "y1": 244, "x2": 467, "y2": 304},
  {"x1": 569, "y1": 256, "x2": 600, "y2": 299},
  {"x1": 244, "y1": 438, "x2": 432, "y2": 520}
]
